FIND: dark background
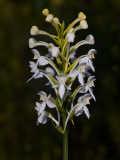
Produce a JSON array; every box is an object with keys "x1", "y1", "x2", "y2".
[{"x1": 0, "y1": 0, "x2": 120, "y2": 160}]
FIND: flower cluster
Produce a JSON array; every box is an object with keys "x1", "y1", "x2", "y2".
[{"x1": 28, "y1": 8, "x2": 97, "y2": 134}]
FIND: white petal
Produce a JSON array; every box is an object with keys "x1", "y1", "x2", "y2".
[
  {"x1": 38, "y1": 112, "x2": 48, "y2": 124},
  {"x1": 35, "y1": 102, "x2": 40, "y2": 111},
  {"x1": 37, "y1": 91, "x2": 47, "y2": 97},
  {"x1": 38, "y1": 102, "x2": 46, "y2": 115},
  {"x1": 66, "y1": 32, "x2": 75, "y2": 42},
  {"x1": 29, "y1": 61, "x2": 36, "y2": 68},
  {"x1": 88, "y1": 76, "x2": 96, "y2": 83},
  {"x1": 89, "y1": 88, "x2": 96, "y2": 101},
  {"x1": 88, "y1": 60, "x2": 95, "y2": 72},
  {"x1": 77, "y1": 96, "x2": 84, "y2": 103},
  {"x1": 87, "y1": 49, "x2": 97, "y2": 55},
  {"x1": 78, "y1": 73, "x2": 84, "y2": 86},
  {"x1": 75, "y1": 104, "x2": 84, "y2": 116},
  {"x1": 38, "y1": 57, "x2": 48, "y2": 66},
  {"x1": 83, "y1": 106, "x2": 90, "y2": 119},
  {"x1": 70, "y1": 70, "x2": 79, "y2": 78},
  {"x1": 34, "y1": 72, "x2": 43, "y2": 79},
  {"x1": 47, "y1": 99, "x2": 56, "y2": 108},
  {"x1": 80, "y1": 86, "x2": 89, "y2": 93},
  {"x1": 80, "y1": 57, "x2": 89, "y2": 64},
  {"x1": 86, "y1": 34, "x2": 95, "y2": 44},
  {"x1": 52, "y1": 85, "x2": 59, "y2": 88},
  {"x1": 59, "y1": 84, "x2": 65, "y2": 99},
  {"x1": 45, "y1": 67, "x2": 55, "y2": 76},
  {"x1": 32, "y1": 49, "x2": 40, "y2": 57}
]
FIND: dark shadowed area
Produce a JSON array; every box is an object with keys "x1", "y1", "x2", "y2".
[{"x1": 0, "y1": 0, "x2": 120, "y2": 160}]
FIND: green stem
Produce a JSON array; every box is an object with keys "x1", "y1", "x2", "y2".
[{"x1": 63, "y1": 111, "x2": 68, "y2": 160}]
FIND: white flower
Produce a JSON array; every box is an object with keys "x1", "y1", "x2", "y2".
[
  {"x1": 32, "y1": 49, "x2": 48, "y2": 66},
  {"x1": 42, "y1": 8, "x2": 49, "y2": 16},
  {"x1": 35, "y1": 91, "x2": 56, "y2": 116},
  {"x1": 78, "y1": 12, "x2": 86, "y2": 20},
  {"x1": 80, "y1": 76, "x2": 96, "y2": 101},
  {"x1": 66, "y1": 28, "x2": 75, "y2": 43},
  {"x1": 80, "y1": 49, "x2": 97, "y2": 72},
  {"x1": 53, "y1": 74, "x2": 70, "y2": 99},
  {"x1": 29, "y1": 38, "x2": 49, "y2": 48},
  {"x1": 86, "y1": 35, "x2": 95, "y2": 44},
  {"x1": 27, "y1": 61, "x2": 43, "y2": 82},
  {"x1": 75, "y1": 94, "x2": 91, "y2": 118},
  {"x1": 30, "y1": 26, "x2": 39, "y2": 35},
  {"x1": 80, "y1": 20, "x2": 88, "y2": 29},
  {"x1": 38, "y1": 111, "x2": 59, "y2": 126},
  {"x1": 70, "y1": 62, "x2": 87, "y2": 85},
  {"x1": 49, "y1": 46, "x2": 60, "y2": 57},
  {"x1": 45, "y1": 14, "x2": 54, "y2": 22},
  {"x1": 53, "y1": 17, "x2": 59, "y2": 24}
]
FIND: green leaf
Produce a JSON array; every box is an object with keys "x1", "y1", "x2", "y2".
[
  {"x1": 61, "y1": 21, "x2": 65, "y2": 34},
  {"x1": 68, "y1": 110, "x2": 75, "y2": 121},
  {"x1": 50, "y1": 97, "x2": 65, "y2": 113},
  {"x1": 66, "y1": 77, "x2": 73, "y2": 86},
  {"x1": 48, "y1": 74, "x2": 58, "y2": 85},
  {"x1": 52, "y1": 121, "x2": 64, "y2": 134},
  {"x1": 66, "y1": 56, "x2": 81, "y2": 73}
]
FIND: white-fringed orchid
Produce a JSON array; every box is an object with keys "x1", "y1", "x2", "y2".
[{"x1": 28, "y1": 9, "x2": 96, "y2": 134}]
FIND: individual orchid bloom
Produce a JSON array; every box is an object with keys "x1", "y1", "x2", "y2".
[
  {"x1": 32, "y1": 49, "x2": 49, "y2": 66},
  {"x1": 53, "y1": 73, "x2": 71, "y2": 99},
  {"x1": 66, "y1": 28, "x2": 75, "y2": 43},
  {"x1": 35, "y1": 91, "x2": 56, "y2": 116},
  {"x1": 29, "y1": 38, "x2": 51, "y2": 48},
  {"x1": 37, "y1": 111, "x2": 59, "y2": 126},
  {"x1": 74, "y1": 94, "x2": 91, "y2": 118},
  {"x1": 70, "y1": 62, "x2": 87, "y2": 86},
  {"x1": 27, "y1": 61, "x2": 43, "y2": 82},
  {"x1": 80, "y1": 49, "x2": 97, "y2": 72},
  {"x1": 80, "y1": 76, "x2": 96, "y2": 101},
  {"x1": 71, "y1": 35, "x2": 94, "y2": 54}
]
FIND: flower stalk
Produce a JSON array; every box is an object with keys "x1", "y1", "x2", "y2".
[{"x1": 63, "y1": 111, "x2": 68, "y2": 160}]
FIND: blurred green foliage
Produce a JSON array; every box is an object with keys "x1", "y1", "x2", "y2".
[{"x1": 0, "y1": 0, "x2": 120, "y2": 159}]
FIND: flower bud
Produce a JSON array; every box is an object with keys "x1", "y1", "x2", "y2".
[
  {"x1": 45, "y1": 14, "x2": 54, "y2": 22},
  {"x1": 78, "y1": 12, "x2": 86, "y2": 20},
  {"x1": 30, "y1": 26, "x2": 39, "y2": 35},
  {"x1": 66, "y1": 32, "x2": 75, "y2": 43},
  {"x1": 86, "y1": 35, "x2": 95, "y2": 44},
  {"x1": 29, "y1": 38, "x2": 37, "y2": 48},
  {"x1": 50, "y1": 46, "x2": 59, "y2": 57},
  {"x1": 53, "y1": 17, "x2": 59, "y2": 24},
  {"x1": 42, "y1": 8, "x2": 49, "y2": 16},
  {"x1": 80, "y1": 20, "x2": 88, "y2": 29}
]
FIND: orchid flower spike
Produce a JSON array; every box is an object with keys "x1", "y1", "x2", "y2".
[{"x1": 28, "y1": 9, "x2": 97, "y2": 135}]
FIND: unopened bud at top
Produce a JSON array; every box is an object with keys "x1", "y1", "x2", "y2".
[
  {"x1": 42, "y1": 8, "x2": 49, "y2": 16},
  {"x1": 80, "y1": 20, "x2": 88, "y2": 29},
  {"x1": 86, "y1": 35, "x2": 95, "y2": 44},
  {"x1": 53, "y1": 17, "x2": 59, "y2": 24},
  {"x1": 30, "y1": 26, "x2": 39, "y2": 35},
  {"x1": 45, "y1": 14, "x2": 54, "y2": 22},
  {"x1": 78, "y1": 12, "x2": 86, "y2": 20},
  {"x1": 29, "y1": 38, "x2": 37, "y2": 48}
]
